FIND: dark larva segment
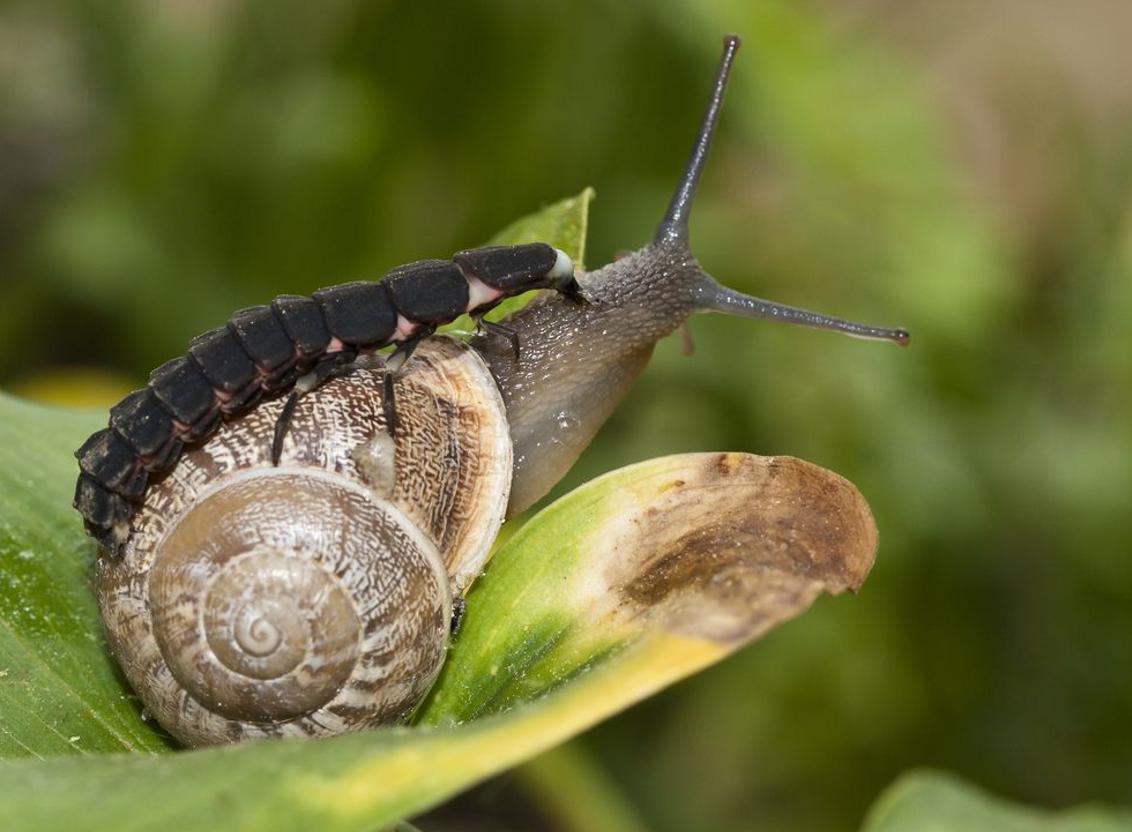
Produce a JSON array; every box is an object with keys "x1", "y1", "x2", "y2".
[
  {"x1": 313, "y1": 281, "x2": 397, "y2": 348},
  {"x1": 145, "y1": 436, "x2": 184, "y2": 473},
  {"x1": 261, "y1": 366, "x2": 300, "y2": 394},
  {"x1": 110, "y1": 388, "x2": 185, "y2": 473},
  {"x1": 189, "y1": 327, "x2": 258, "y2": 394},
  {"x1": 76, "y1": 429, "x2": 148, "y2": 500},
  {"x1": 149, "y1": 356, "x2": 217, "y2": 426},
  {"x1": 228, "y1": 305, "x2": 296, "y2": 374},
  {"x1": 74, "y1": 476, "x2": 131, "y2": 552},
  {"x1": 452, "y1": 243, "x2": 557, "y2": 291},
  {"x1": 222, "y1": 380, "x2": 264, "y2": 415},
  {"x1": 74, "y1": 475, "x2": 130, "y2": 529},
  {"x1": 111, "y1": 388, "x2": 177, "y2": 459},
  {"x1": 76, "y1": 241, "x2": 581, "y2": 553},
  {"x1": 272, "y1": 295, "x2": 332, "y2": 360},
  {"x1": 383, "y1": 260, "x2": 469, "y2": 324},
  {"x1": 186, "y1": 406, "x2": 223, "y2": 443}
]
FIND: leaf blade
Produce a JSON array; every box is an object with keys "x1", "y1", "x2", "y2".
[
  {"x1": 862, "y1": 771, "x2": 1132, "y2": 832},
  {"x1": 0, "y1": 190, "x2": 595, "y2": 761},
  {"x1": 0, "y1": 452, "x2": 876, "y2": 830},
  {"x1": 0, "y1": 394, "x2": 170, "y2": 757},
  {"x1": 420, "y1": 452, "x2": 876, "y2": 723}
]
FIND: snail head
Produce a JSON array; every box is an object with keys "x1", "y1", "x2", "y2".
[
  {"x1": 476, "y1": 35, "x2": 909, "y2": 515},
  {"x1": 587, "y1": 35, "x2": 911, "y2": 347}
]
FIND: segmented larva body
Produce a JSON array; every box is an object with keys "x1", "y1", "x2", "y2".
[{"x1": 74, "y1": 243, "x2": 577, "y2": 553}]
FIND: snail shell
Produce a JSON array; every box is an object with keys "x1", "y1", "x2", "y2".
[{"x1": 97, "y1": 337, "x2": 512, "y2": 746}]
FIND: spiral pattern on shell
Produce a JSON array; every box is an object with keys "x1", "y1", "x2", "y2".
[
  {"x1": 147, "y1": 473, "x2": 449, "y2": 727},
  {"x1": 97, "y1": 338, "x2": 512, "y2": 746}
]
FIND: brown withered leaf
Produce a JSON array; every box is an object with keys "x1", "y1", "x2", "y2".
[{"x1": 599, "y1": 453, "x2": 878, "y2": 646}]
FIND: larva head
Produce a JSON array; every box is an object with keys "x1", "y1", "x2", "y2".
[{"x1": 475, "y1": 35, "x2": 908, "y2": 515}]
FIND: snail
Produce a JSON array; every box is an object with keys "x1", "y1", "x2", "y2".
[
  {"x1": 82, "y1": 35, "x2": 908, "y2": 747},
  {"x1": 99, "y1": 338, "x2": 512, "y2": 745}
]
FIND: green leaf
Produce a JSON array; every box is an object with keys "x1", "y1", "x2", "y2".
[
  {"x1": 0, "y1": 451, "x2": 875, "y2": 831},
  {"x1": 0, "y1": 192, "x2": 878, "y2": 830},
  {"x1": 0, "y1": 191, "x2": 592, "y2": 763},
  {"x1": 863, "y1": 771, "x2": 1132, "y2": 832},
  {"x1": 418, "y1": 452, "x2": 875, "y2": 723},
  {"x1": 485, "y1": 188, "x2": 594, "y2": 267},
  {"x1": 0, "y1": 395, "x2": 168, "y2": 757}
]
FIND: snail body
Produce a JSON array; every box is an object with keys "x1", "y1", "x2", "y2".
[{"x1": 80, "y1": 36, "x2": 909, "y2": 747}]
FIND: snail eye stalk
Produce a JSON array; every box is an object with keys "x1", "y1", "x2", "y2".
[{"x1": 655, "y1": 34, "x2": 742, "y2": 249}]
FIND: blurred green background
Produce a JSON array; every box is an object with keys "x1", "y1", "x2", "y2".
[{"x1": 3, "y1": 0, "x2": 1130, "y2": 830}]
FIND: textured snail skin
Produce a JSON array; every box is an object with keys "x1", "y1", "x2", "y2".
[
  {"x1": 474, "y1": 244, "x2": 700, "y2": 515},
  {"x1": 97, "y1": 338, "x2": 511, "y2": 747}
]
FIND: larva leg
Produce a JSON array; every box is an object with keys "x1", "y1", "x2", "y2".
[
  {"x1": 450, "y1": 595, "x2": 467, "y2": 636},
  {"x1": 475, "y1": 317, "x2": 521, "y2": 360},
  {"x1": 382, "y1": 326, "x2": 435, "y2": 436},
  {"x1": 271, "y1": 351, "x2": 358, "y2": 465},
  {"x1": 271, "y1": 393, "x2": 300, "y2": 466}
]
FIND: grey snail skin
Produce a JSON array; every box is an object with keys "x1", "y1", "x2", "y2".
[
  {"x1": 83, "y1": 35, "x2": 908, "y2": 748},
  {"x1": 474, "y1": 37, "x2": 907, "y2": 514}
]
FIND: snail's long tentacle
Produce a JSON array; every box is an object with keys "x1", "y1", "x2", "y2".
[{"x1": 694, "y1": 277, "x2": 910, "y2": 345}]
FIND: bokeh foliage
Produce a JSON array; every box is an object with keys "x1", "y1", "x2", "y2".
[{"x1": 2, "y1": 0, "x2": 1131, "y2": 830}]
